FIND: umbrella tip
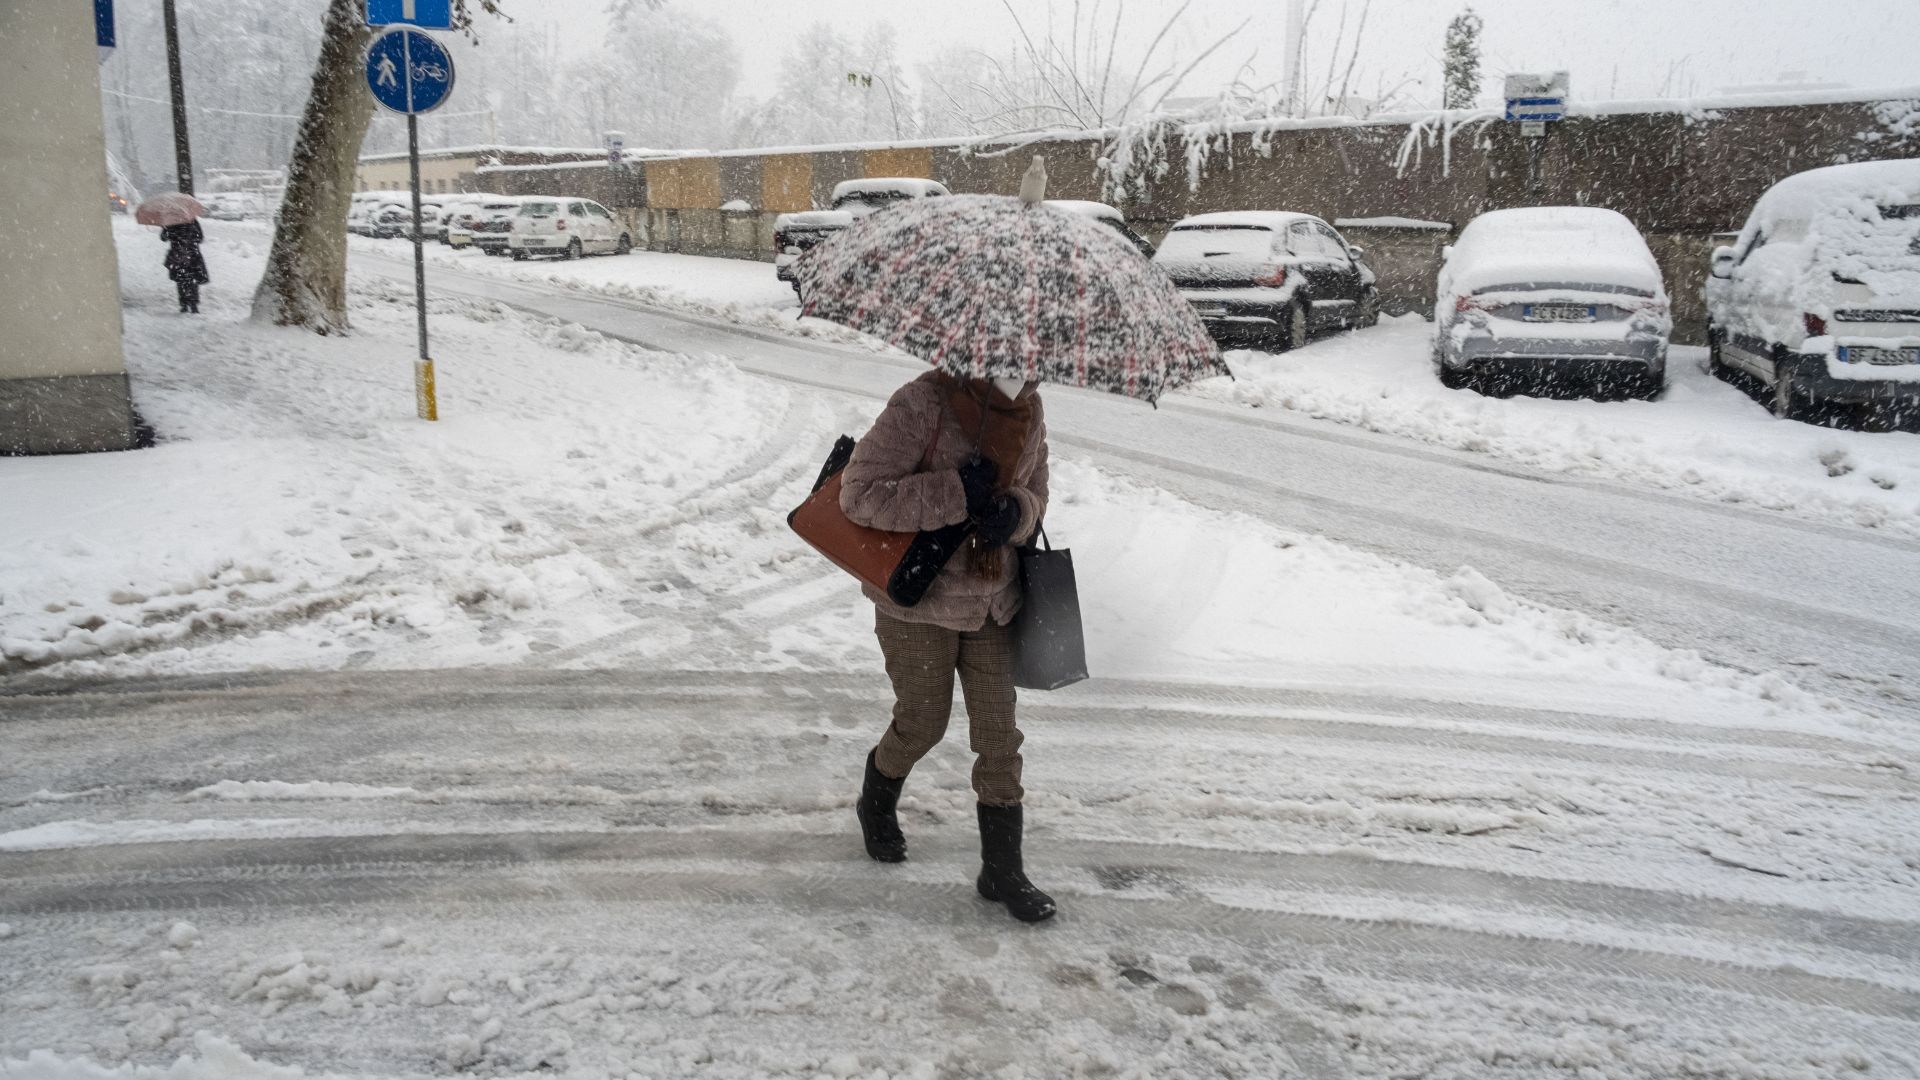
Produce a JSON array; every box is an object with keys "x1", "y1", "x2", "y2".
[{"x1": 1018, "y1": 155, "x2": 1048, "y2": 207}]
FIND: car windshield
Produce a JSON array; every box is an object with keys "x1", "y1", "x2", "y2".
[
  {"x1": 832, "y1": 190, "x2": 915, "y2": 209},
  {"x1": 1156, "y1": 225, "x2": 1274, "y2": 260}
]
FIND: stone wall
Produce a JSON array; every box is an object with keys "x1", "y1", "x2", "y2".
[{"x1": 476, "y1": 94, "x2": 1920, "y2": 343}]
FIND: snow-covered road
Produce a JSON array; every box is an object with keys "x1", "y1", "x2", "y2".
[
  {"x1": 5, "y1": 667, "x2": 1918, "y2": 1077},
  {"x1": 346, "y1": 243, "x2": 1920, "y2": 718},
  {"x1": 4, "y1": 226, "x2": 1918, "y2": 1078}
]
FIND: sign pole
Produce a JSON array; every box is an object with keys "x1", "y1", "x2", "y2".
[
  {"x1": 403, "y1": 32, "x2": 438, "y2": 421},
  {"x1": 365, "y1": 18, "x2": 454, "y2": 420}
]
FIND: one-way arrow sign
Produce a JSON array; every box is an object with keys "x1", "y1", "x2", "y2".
[{"x1": 366, "y1": 0, "x2": 452, "y2": 30}]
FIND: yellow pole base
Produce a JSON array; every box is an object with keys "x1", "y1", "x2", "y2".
[{"x1": 414, "y1": 359, "x2": 439, "y2": 421}]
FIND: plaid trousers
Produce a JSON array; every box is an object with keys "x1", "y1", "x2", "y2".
[{"x1": 872, "y1": 610, "x2": 1024, "y2": 806}]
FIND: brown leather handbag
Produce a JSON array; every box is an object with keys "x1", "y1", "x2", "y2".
[{"x1": 788, "y1": 428, "x2": 971, "y2": 608}]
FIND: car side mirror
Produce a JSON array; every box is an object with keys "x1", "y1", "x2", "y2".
[
  {"x1": 1440, "y1": 244, "x2": 1454, "y2": 262},
  {"x1": 1347, "y1": 245, "x2": 1366, "y2": 261},
  {"x1": 1710, "y1": 246, "x2": 1736, "y2": 280}
]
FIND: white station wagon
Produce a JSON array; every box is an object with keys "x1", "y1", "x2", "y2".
[{"x1": 508, "y1": 198, "x2": 633, "y2": 260}]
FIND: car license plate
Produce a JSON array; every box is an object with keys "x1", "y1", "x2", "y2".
[
  {"x1": 1524, "y1": 304, "x2": 1595, "y2": 322},
  {"x1": 1842, "y1": 345, "x2": 1920, "y2": 366}
]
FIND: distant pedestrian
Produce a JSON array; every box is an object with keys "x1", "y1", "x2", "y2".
[
  {"x1": 161, "y1": 220, "x2": 209, "y2": 314},
  {"x1": 839, "y1": 370, "x2": 1057, "y2": 923}
]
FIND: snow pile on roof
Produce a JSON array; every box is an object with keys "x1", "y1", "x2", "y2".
[
  {"x1": 1723, "y1": 160, "x2": 1920, "y2": 346},
  {"x1": 720, "y1": 199, "x2": 752, "y2": 212},
  {"x1": 1042, "y1": 199, "x2": 1123, "y2": 221},
  {"x1": 358, "y1": 145, "x2": 607, "y2": 165},
  {"x1": 829, "y1": 178, "x2": 949, "y2": 201},
  {"x1": 1444, "y1": 207, "x2": 1665, "y2": 297},
  {"x1": 1336, "y1": 216, "x2": 1453, "y2": 231}
]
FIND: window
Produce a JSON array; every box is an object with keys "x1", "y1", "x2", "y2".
[
  {"x1": 1286, "y1": 222, "x2": 1317, "y2": 256},
  {"x1": 588, "y1": 203, "x2": 612, "y2": 219},
  {"x1": 1314, "y1": 223, "x2": 1351, "y2": 260},
  {"x1": 568, "y1": 202, "x2": 588, "y2": 217}
]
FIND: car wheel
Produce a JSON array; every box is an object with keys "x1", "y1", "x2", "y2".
[
  {"x1": 1771, "y1": 357, "x2": 1810, "y2": 421},
  {"x1": 511, "y1": 249, "x2": 528, "y2": 261},
  {"x1": 616, "y1": 234, "x2": 632, "y2": 255},
  {"x1": 1283, "y1": 300, "x2": 1309, "y2": 350},
  {"x1": 1354, "y1": 291, "x2": 1380, "y2": 329},
  {"x1": 565, "y1": 238, "x2": 583, "y2": 261},
  {"x1": 1707, "y1": 324, "x2": 1732, "y2": 380}
]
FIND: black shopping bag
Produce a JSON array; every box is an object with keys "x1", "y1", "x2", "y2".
[{"x1": 1011, "y1": 527, "x2": 1089, "y2": 691}]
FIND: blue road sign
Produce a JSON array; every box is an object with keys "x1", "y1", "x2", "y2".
[
  {"x1": 365, "y1": 29, "x2": 455, "y2": 115},
  {"x1": 1505, "y1": 97, "x2": 1565, "y2": 122},
  {"x1": 366, "y1": 0, "x2": 452, "y2": 30}
]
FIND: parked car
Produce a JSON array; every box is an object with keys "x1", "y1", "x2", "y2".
[
  {"x1": 1707, "y1": 159, "x2": 1920, "y2": 424},
  {"x1": 508, "y1": 198, "x2": 632, "y2": 259},
  {"x1": 203, "y1": 192, "x2": 265, "y2": 221},
  {"x1": 442, "y1": 196, "x2": 499, "y2": 248},
  {"x1": 1045, "y1": 200, "x2": 1155, "y2": 258},
  {"x1": 1433, "y1": 207, "x2": 1670, "y2": 399},
  {"x1": 467, "y1": 197, "x2": 535, "y2": 255},
  {"x1": 371, "y1": 199, "x2": 445, "y2": 240},
  {"x1": 774, "y1": 178, "x2": 951, "y2": 296},
  {"x1": 1153, "y1": 211, "x2": 1378, "y2": 348},
  {"x1": 348, "y1": 194, "x2": 402, "y2": 236},
  {"x1": 107, "y1": 191, "x2": 129, "y2": 214}
]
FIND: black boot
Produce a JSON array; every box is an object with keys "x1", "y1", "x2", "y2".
[
  {"x1": 976, "y1": 803, "x2": 1056, "y2": 922},
  {"x1": 856, "y1": 749, "x2": 907, "y2": 862}
]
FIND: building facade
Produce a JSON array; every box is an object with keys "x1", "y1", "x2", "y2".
[{"x1": 0, "y1": 0, "x2": 137, "y2": 454}]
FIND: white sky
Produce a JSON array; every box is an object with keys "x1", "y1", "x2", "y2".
[{"x1": 514, "y1": 0, "x2": 1920, "y2": 108}]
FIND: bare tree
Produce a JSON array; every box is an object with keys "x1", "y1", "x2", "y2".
[{"x1": 251, "y1": 0, "x2": 511, "y2": 334}]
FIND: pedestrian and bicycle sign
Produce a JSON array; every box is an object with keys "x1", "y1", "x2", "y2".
[
  {"x1": 365, "y1": 28, "x2": 454, "y2": 115},
  {"x1": 364, "y1": 25, "x2": 455, "y2": 422},
  {"x1": 366, "y1": 0, "x2": 452, "y2": 30}
]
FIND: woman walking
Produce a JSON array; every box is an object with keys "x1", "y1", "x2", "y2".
[
  {"x1": 161, "y1": 220, "x2": 209, "y2": 314},
  {"x1": 838, "y1": 370, "x2": 1056, "y2": 923}
]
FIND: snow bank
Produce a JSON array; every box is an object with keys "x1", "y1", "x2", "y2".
[
  {"x1": 1197, "y1": 316, "x2": 1920, "y2": 539},
  {"x1": 0, "y1": 222, "x2": 784, "y2": 678}
]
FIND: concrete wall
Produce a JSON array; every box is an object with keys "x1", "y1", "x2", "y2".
[
  {"x1": 479, "y1": 95, "x2": 1920, "y2": 344},
  {"x1": 0, "y1": 0, "x2": 136, "y2": 454}
]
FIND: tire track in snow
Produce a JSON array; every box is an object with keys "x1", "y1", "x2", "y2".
[{"x1": 4, "y1": 829, "x2": 1916, "y2": 1022}]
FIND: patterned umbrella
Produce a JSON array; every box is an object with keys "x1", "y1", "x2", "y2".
[
  {"x1": 134, "y1": 192, "x2": 206, "y2": 227},
  {"x1": 795, "y1": 193, "x2": 1227, "y2": 405}
]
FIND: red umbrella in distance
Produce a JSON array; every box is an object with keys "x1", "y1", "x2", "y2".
[{"x1": 134, "y1": 192, "x2": 207, "y2": 227}]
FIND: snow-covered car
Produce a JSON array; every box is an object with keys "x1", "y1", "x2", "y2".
[
  {"x1": 508, "y1": 197, "x2": 633, "y2": 260},
  {"x1": 466, "y1": 197, "x2": 536, "y2": 255},
  {"x1": 1707, "y1": 159, "x2": 1920, "y2": 423},
  {"x1": 1433, "y1": 207, "x2": 1670, "y2": 399},
  {"x1": 348, "y1": 194, "x2": 402, "y2": 236},
  {"x1": 1044, "y1": 199, "x2": 1155, "y2": 258},
  {"x1": 774, "y1": 178, "x2": 951, "y2": 296},
  {"x1": 442, "y1": 196, "x2": 500, "y2": 248},
  {"x1": 1154, "y1": 211, "x2": 1378, "y2": 348},
  {"x1": 203, "y1": 192, "x2": 266, "y2": 220},
  {"x1": 369, "y1": 199, "x2": 443, "y2": 240}
]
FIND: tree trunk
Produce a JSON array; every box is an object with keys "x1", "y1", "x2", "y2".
[{"x1": 251, "y1": 0, "x2": 375, "y2": 334}]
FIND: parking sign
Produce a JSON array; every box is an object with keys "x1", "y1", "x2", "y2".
[{"x1": 366, "y1": 0, "x2": 453, "y2": 30}]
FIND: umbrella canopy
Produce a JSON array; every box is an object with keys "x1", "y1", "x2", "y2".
[
  {"x1": 134, "y1": 192, "x2": 206, "y2": 227},
  {"x1": 795, "y1": 194, "x2": 1226, "y2": 404}
]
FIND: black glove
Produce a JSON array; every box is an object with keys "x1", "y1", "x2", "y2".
[
  {"x1": 957, "y1": 456, "x2": 999, "y2": 518},
  {"x1": 973, "y1": 496, "x2": 1021, "y2": 548}
]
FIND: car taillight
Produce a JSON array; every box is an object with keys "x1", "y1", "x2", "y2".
[
  {"x1": 1803, "y1": 313, "x2": 1828, "y2": 336},
  {"x1": 1255, "y1": 264, "x2": 1287, "y2": 287},
  {"x1": 1455, "y1": 295, "x2": 1488, "y2": 314},
  {"x1": 556, "y1": 219, "x2": 567, "y2": 230}
]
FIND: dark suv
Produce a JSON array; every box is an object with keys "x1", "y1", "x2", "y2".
[{"x1": 1154, "y1": 212, "x2": 1378, "y2": 348}]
